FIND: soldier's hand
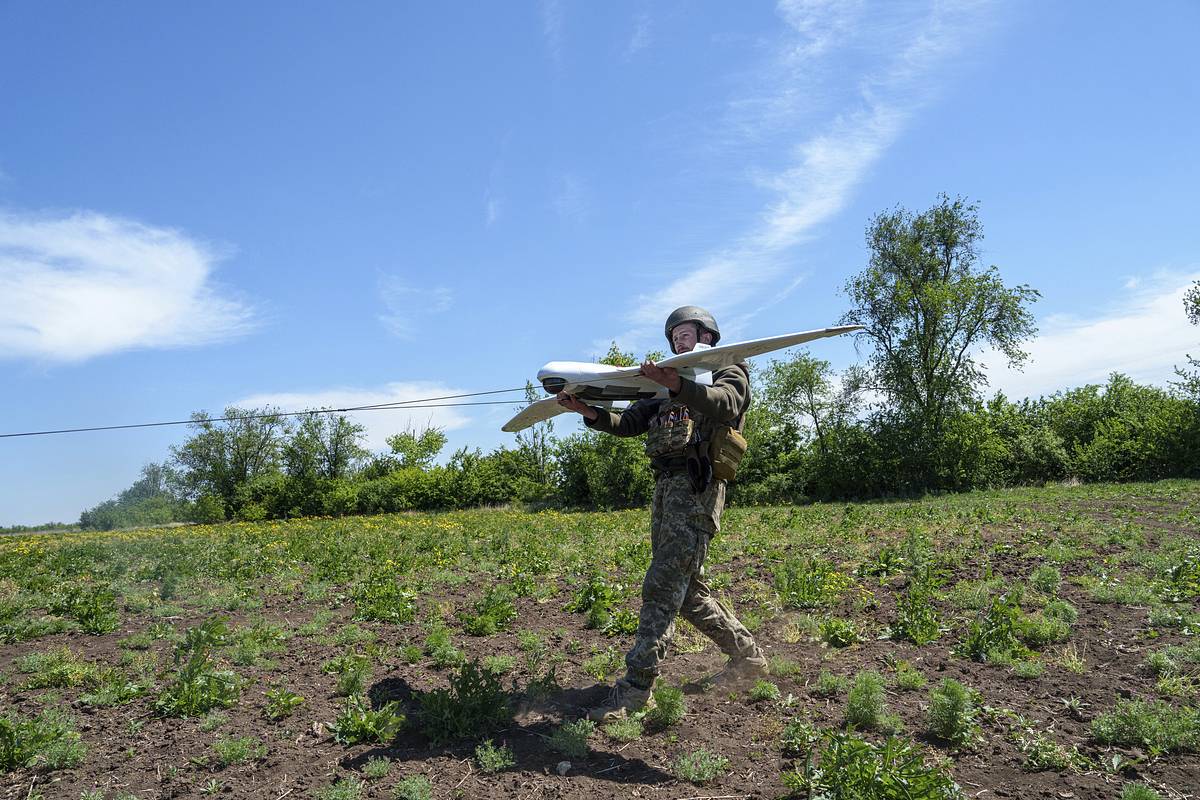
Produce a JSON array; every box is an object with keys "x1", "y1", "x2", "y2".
[
  {"x1": 557, "y1": 392, "x2": 598, "y2": 420},
  {"x1": 640, "y1": 360, "x2": 682, "y2": 393}
]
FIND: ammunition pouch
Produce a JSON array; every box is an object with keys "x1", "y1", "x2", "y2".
[
  {"x1": 644, "y1": 417, "x2": 694, "y2": 459},
  {"x1": 708, "y1": 425, "x2": 748, "y2": 482}
]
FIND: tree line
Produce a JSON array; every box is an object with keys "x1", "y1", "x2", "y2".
[{"x1": 78, "y1": 196, "x2": 1200, "y2": 530}]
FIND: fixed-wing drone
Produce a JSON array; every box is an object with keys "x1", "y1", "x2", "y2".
[{"x1": 501, "y1": 325, "x2": 861, "y2": 432}]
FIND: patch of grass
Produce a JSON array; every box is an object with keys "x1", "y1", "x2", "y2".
[
  {"x1": 812, "y1": 669, "x2": 847, "y2": 698},
  {"x1": 0, "y1": 708, "x2": 87, "y2": 772},
  {"x1": 298, "y1": 609, "x2": 335, "y2": 637},
  {"x1": 769, "y1": 656, "x2": 804, "y2": 679},
  {"x1": 644, "y1": 684, "x2": 686, "y2": 730},
  {"x1": 391, "y1": 775, "x2": 432, "y2": 800},
  {"x1": 362, "y1": 756, "x2": 391, "y2": 779},
  {"x1": 780, "y1": 718, "x2": 821, "y2": 756},
  {"x1": 926, "y1": 678, "x2": 980, "y2": 748},
  {"x1": 473, "y1": 739, "x2": 515, "y2": 773},
  {"x1": 894, "y1": 661, "x2": 927, "y2": 691},
  {"x1": 548, "y1": 719, "x2": 595, "y2": 759},
  {"x1": 422, "y1": 621, "x2": 464, "y2": 669},
  {"x1": 460, "y1": 584, "x2": 517, "y2": 636},
  {"x1": 673, "y1": 747, "x2": 729, "y2": 785},
  {"x1": 1029, "y1": 564, "x2": 1062, "y2": 595},
  {"x1": 1016, "y1": 728, "x2": 1078, "y2": 772},
  {"x1": 1016, "y1": 612, "x2": 1071, "y2": 649},
  {"x1": 332, "y1": 695, "x2": 406, "y2": 745},
  {"x1": 155, "y1": 619, "x2": 241, "y2": 718},
  {"x1": 417, "y1": 659, "x2": 512, "y2": 745},
  {"x1": 1043, "y1": 598, "x2": 1078, "y2": 624},
  {"x1": 1120, "y1": 783, "x2": 1164, "y2": 800},
  {"x1": 315, "y1": 778, "x2": 364, "y2": 800},
  {"x1": 17, "y1": 647, "x2": 104, "y2": 690},
  {"x1": 603, "y1": 716, "x2": 642, "y2": 742},
  {"x1": 323, "y1": 652, "x2": 372, "y2": 697},
  {"x1": 264, "y1": 687, "x2": 305, "y2": 720},
  {"x1": 819, "y1": 617, "x2": 860, "y2": 648},
  {"x1": 782, "y1": 732, "x2": 960, "y2": 799},
  {"x1": 1012, "y1": 659, "x2": 1044, "y2": 680},
  {"x1": 1091, "y1": 699, "x2": 1200, "y2": 754},
  {"x1": 748, "y1": 679, "x2": 782, "y2": 703},
  {"x1": 582, "y1": 646, "x2": 624, "y2": 682},
  {"x1": 955, "y1": 593, "x2": 1030, "y2": 663},
  {"x1": 892, "y1": 586, "x2": 940, "y2": 645},
  {"x1": 199, "y1": 711, "x2": 228, "y2": 732},
  {"x1": 212, "y1": 735, "x2": 266, "y2": 767},
  {"x1": 846, "y1": 670, "x2": 900, "y2": 733},
  {"x1": 775, "y1": 556, "x2": 853, "y2": 609},
  {"x1": 482, "y1": 654, "x2": 516, "y2": 674}
]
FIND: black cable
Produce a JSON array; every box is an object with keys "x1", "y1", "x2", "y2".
[{"x1": 0, "y1": 387, "x2": 540, "y2": 439}]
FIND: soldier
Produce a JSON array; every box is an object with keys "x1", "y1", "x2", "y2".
[{"x1": 557, "y1": 305, "x2": 769, "y2": 722}]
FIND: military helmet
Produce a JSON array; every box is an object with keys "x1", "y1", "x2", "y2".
[{"x1": 664, "y1": 306, "x2": 720, "y2": 353}]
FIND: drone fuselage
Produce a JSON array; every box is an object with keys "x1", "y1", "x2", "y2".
[{"x1": 537, "y1": 361, "x2": 709, "y2": 402}]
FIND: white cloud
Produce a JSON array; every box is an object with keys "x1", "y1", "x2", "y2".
[
  {"x1": 0, "y1": 210, "x2": 255, "y2": 363},
  {"x1": 981, "y1": 271, "x2": 1200, "y2": 401},
  {"x1": 378, "y1": 277, "x2": 453, "y2": 339},
  {"x1": 626, "y1": 0, "x2": 996, "y2": 343},
  {"x1": 232, "y1": 382, "x2": 477, "y2": 452}
]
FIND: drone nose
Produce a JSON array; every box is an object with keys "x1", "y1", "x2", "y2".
[{"x1": 541, "y1": 377, "x2": 567, "y2": 395}]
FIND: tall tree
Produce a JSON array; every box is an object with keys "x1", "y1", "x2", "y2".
[
  {"x1": 840, "y1": 195, "x2": 1039, "y2": 485},
  {"x1": 285, "y1": 413, "x2": 368, "y2": 480},
  {"x1": 1175, "y1": 280, "x2": 1200, "y2": 397},
  {"x1": 171, "y1": 407, "x2": 287, "y2": 509}
]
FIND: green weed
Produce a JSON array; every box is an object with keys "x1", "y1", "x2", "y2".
[
  {"x1": 782, "y1": 732, "x2": 960, "y2": 799},
  {"x1": 331, "y1": 695, "x2": 405, "y2": 745},
  {"x1": 212, "y1": 735, "x2": 266, "y2": 767},
  {"x1": 673, "y1": 747, "x2": 729, "y2": 784},
  {"x1": 926, "y1": 679, "x2": 980, "y2": 747},
  {"x1": 473, "y1": 739, "x2": 515, "y2": 773},
  {"x1": 417, "y1": 659, "x2": 512, "y2": 745},
  {"x1": 548, "y1": 719, "x2": 595, "y2": 759}
]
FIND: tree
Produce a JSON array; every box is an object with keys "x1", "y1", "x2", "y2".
[
  {"x1": 1175, "y1": 280, "x2": 1200, "y2": 397},
  {"x1": 840, "y1": 195, "x2": 1039, "y2": 488},
  {"x1": 170, "y1": 407, "x2": 287, "y2": 513},
  {"x1": 513, "y1": 381, "x2": 556, "y2": 497},
  {"x1": 385, "y1": 426, "x2": 448, "y2": 470},
  {"x1": 284, "y1": 413, "x2": 368, "y2": 480}
]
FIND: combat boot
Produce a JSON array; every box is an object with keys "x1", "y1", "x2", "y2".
[
  {"x1": 587, "y1": 678, "x2": 655, "y2": 723},
  {"x1": 705, "y1": 653, "x2": 769, "y2": 689}
]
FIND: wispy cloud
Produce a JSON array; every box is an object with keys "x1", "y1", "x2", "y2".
[
  {"x1": 627, "y1": 0, "x2": 997, "y2": 340},
  {"x1": 624, "y1": 11, "x2": 652, "y2": 59},
  {"x1": 541, "y1": 0, "x2": 564, "y2": 67},
  {"x1": 378, "y1": 276, "x2": 453, "y2": 339},
  {"x1": 233, "y1": 382, "x2": 475, "y2": 452},
  {"x1": 981, "y1": 271, "x2": 1200, "y2": 401},
  {"x1": 0, "y1": 210, "x2": 255, "y2": 363}
]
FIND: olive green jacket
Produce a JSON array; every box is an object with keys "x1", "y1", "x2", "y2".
[{"x1": 583, "y1": 363, "x2": 750, "y2": 444}]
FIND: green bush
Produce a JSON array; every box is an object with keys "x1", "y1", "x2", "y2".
[
  {"x1": 473, "y1": 739, "x2": 515, "y2": 773},
  {"x1": 212, "y1": 735, "x2": 266, "y2": 767},
  {"x1": 0, "y1": 709, "x2": 86, "y2": 773},
  {"x1": 1029, "y1": 565, "x2": 1062, "y2": 595},
  {"x1": 461, "y1": 584, "x2": 517, "y2": 636},
  {"x1": 417, "y1": 660, "x2": 512, "y2": 745},
  {"x1": 644, "y1": 685, "x2": 686, "y2": 730},
  {"x1": 548, "y1": 719, "x2": 595, "y2": 759},
  {"x1": 155, "y1": 620, "x2": 241, "y2": 718},
  {"x1": 926, "y1": 679, "x2": 980, "y2": 747},
  {"x1": 775, "y1": 557, "x2": 852, "y2": 609},
  {"x1": 846, "y1": 671, "x2": 896, "y2": 732},
  {"x1": 749, "y1": 680, "x2": 782, "y2": 703},
  {"x1": 1091, "y1": 699, "x2": 1200, "y2": 754},
  {"x1": 892, "y1": 586, "x2": 940, "y2": 645},
  {"x1": 393, "y1": 775, "x2": 432, "y2": 800},
  {"x1": 331, "y1": 695, "x2": 405, "y2": 745},
  {"x1": 820, "y1": 617, "x2": 860, "y2": 648},
  {"x1": 1016, "y1": 612, "x2": 1071, "y2": 649},
  {"x1": 352, "y1": 572, "x2": 416, "y2": 624},
  {"x1": 782, "y1": 732, "x2": 961, "y2": 799},
  {"x1": 955, "y1": 593, "x2": 1029, "y2": 663},
  {"x1": 812, "y1": 669, "x2": 848, "y2": 698},
  {"x1": 1120, "y1": 783, "x2": 1164, "y2": 800},
  {"x1": 673, "y1": 747, "x2": 729, "y2": 784}
]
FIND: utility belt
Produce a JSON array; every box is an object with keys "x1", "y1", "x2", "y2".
[{"x1": 646, "y1": 420, "x2": 748, "y2": 493}]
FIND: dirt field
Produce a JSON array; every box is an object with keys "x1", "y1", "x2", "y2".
[{"x1": 2, "y1": 481, "x2": 1198, "y2": 799}]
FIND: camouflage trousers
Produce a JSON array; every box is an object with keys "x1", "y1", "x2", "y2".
[{"x1": 624, "y1": 472, "x2": 761, "y2": 688}]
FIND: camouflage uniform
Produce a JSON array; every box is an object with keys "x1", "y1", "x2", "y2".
[{"x1": 585, "y1": 364, "x2": 764, "y2": 688}]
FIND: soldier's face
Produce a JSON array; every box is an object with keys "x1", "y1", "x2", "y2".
[{"x1": 671, "y1": 323, "x2": 709, "y2": 353}]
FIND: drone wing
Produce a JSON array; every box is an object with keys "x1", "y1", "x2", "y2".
[
  {"x1": 656, "y1": 325, "x2": 862, "y2": 372},
  {"x1": 502, "y1": 398, "x2": 616, "y2": 433}
]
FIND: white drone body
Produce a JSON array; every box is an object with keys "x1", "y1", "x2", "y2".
[{"x1": 501, "y1": 325, "x2": 861, "y2": 433}]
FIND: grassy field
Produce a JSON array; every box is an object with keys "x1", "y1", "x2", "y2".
[{"x1": 2, "y1": 480, "x2": 1199, "y2": 799}]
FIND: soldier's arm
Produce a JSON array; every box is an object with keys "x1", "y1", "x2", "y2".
[
  {"x1": 670, "y1": 365, "x2": 748, "y2": 423},
  {"x1": 585, "y1": 399, "x2": 657, "y2": 437}
]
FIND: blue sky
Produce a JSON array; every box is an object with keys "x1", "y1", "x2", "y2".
[{"x1": 2, "y1": 1, "x2": 1198, "y2": 526}]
